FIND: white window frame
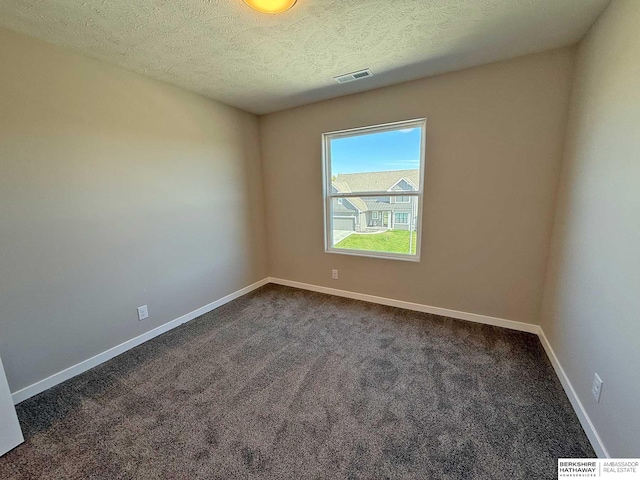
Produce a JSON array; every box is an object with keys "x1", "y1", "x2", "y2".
[
  {"x1": 395, "y1": 196, "x2": 411, "y2": 204},
  {"x1": 322, "y1": 118, "x2": 426, "y2": 262},
  {"x1": 372, "y1": 211, "x2": 379, "y2": 220}
]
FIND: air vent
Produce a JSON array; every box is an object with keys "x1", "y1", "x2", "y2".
[{"x1": 334, "y1": 69, "x2": 373, "y2": 84}]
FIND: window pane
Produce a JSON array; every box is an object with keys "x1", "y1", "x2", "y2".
[
  {"x1": 330, "y1": 126, "x2": 422, "y2": 193},
  {"x1": 325, "y1": 119, "x2": 424, "y2": 260},
  {"x1": 329, "y1": 197, "x2": 418, "y2": 256}
]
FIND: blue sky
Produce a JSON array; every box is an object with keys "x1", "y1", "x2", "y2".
[{"x1": 330, "y1": 127, "x2": 421, "y2": 174}]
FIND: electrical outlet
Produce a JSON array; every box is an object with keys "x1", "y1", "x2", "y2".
[
  {"x1": 592, "y1": 373, "x2": 603, "y2": 403},
  {"x1": 137, "y1": 305, "x2": 149, "y2": 321},
  {"x1": 332, "y1": 269, "x2": 339, "y2": 280}
]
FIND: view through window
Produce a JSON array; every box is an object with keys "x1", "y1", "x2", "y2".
[{"x1": 323, "y1": 119, "x2": 426, "y2": 260}]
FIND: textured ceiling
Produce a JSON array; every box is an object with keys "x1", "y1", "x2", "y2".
[{"x1": 0, "y1": 0, "x2": 609, "y2": 114}]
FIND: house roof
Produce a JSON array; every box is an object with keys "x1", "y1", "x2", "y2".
[
  {"x1": 363, "y1": 201, "x2": 395, "y2": 212},
  {"x1": 332, "y1": 170, "x2": 419, "y2": 213},
  {"x1": 335, "y1": 169, "x2": 419, "y2": 192},
  {"x1": 331, "y1": 180, "x2": 352, "y2": 193},
  {"x1": 343, "y1": 196, "x2": 368, "y2": 213},
  {"x1": 332, "y1": 182, "x2": 368, "y2": 212}
]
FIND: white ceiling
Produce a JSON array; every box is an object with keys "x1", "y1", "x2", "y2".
[{"x1": 0, "y1": 0, "x2": 609, "y2": 114}]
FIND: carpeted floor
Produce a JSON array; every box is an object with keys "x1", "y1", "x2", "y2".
[{"x1": 0, "y1": 284, "x2": 594, "y2": 479}]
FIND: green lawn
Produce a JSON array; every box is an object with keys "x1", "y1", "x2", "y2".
[{"x1": 335, "y1": 230, "x2": 417, "y2": 255}]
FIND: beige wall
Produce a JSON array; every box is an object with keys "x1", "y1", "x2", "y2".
[
  {"x1": 260, "y1": 48, "x2": 575, "y2": 324},
  {"x1": 0, "y1": 28, "x2": 267, "y2": 392},
  {"x1": 540, "y1": 0, "x2": 640, "y2": 457},
  {"x1": 4, "y1": 6, "x2": 636, "y2": 457}
]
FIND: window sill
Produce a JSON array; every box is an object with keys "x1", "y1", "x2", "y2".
[{"x1": 325, "y1": 247, "x2": 421, "y2": 262}]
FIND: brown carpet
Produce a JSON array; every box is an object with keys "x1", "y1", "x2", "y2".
[{"x1": 0, "y1": 284, "x2": 593, "y2": 479}]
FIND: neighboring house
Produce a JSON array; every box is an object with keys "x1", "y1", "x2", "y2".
[{"x1": 331, "y1": 169, "x2": 419, "y2": 232}]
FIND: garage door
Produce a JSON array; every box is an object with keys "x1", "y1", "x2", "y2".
[{"x1": 333, "y1": 216, "x2": 355, "y2": 231}]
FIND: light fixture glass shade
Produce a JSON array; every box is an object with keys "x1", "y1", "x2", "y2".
[{"x1": 243, "y1": 0, "x2": 297, "y2": 14}]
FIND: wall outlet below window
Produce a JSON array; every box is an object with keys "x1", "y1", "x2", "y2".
[
  {"x1": 137, "y1": 305, "x2": 149, "y2": 321},
  {"x1": 332, "y1": 269, "x2": 339, "y2": 280},
  {"x1": 592, "y1": 373, "x2": 603, "y2": 403}
]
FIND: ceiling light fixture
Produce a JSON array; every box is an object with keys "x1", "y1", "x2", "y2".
[{"x1": 243, "y1": 0, "x2": 297, "y2": 14}]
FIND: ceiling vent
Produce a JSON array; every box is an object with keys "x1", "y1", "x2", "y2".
[{"x1": 334, "y1": 69, "x2": 373, "y2": 84}]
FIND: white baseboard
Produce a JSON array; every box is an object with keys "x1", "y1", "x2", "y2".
[
  {"x1": 11, "y1": 275, "x2": 608, "y2": 459},
  {"x1": 268, "y1": 277, "x2": 539, "y2": 334},
  {"x1": 537, "y1": 328, "x2": 609, "y2": 458},
  {"x1": 11, "y1": 278, "x2": 270, "y2": 404}
]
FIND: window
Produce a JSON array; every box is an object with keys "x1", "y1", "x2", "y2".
[
  {"x1": 394, "y1": 213, "x2": 409, "y2": 224},
  {"x1": 323, "y1": 118, "x2": 426, "y2": 261}
]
